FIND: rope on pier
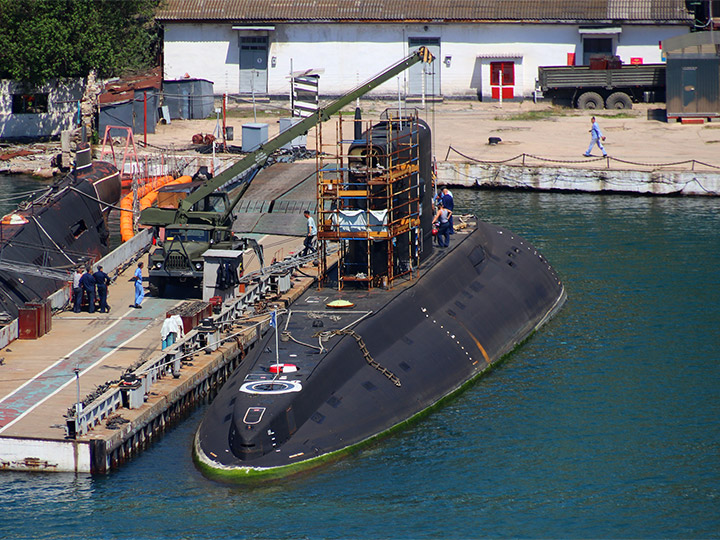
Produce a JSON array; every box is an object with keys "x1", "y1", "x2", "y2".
[{"x1": 446, "y1": 145, "x2": 720, "y2": 171}]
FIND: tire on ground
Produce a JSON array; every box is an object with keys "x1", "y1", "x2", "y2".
[
  {"x1": 577, "y1": 91, "x2": 604, "y2": 109},
  {"x1": 605, "y1": 92, "x2": 633, "y2": 109}
]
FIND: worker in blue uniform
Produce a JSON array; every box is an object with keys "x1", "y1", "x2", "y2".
[
  {"x1": 584, "y1": 116, "x2": 607, "y2": 157},
  {"x1": 79, "y1": 266, "x2": 96, "y2": 313},
  {"x1": 132, "y1": 261, "x2": 144, "y2": 308},
  {"x1": 93, "y1": 265, "x2": 111, "y2": 313},
  {"x1": 441, "y1": 186, "x2": 454, "y2": 234}
]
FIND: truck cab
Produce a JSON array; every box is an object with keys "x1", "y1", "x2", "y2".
[{"x1": 148, "y1": 224, "x2": 239, "y2": 297}]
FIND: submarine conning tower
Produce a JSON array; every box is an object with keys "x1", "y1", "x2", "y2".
[{"x1": 316, "y1": 109, "x2": 434, "y2": 290}]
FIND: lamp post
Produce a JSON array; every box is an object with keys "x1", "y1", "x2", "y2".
[{"x1": 74, "y1": 367, "x2": 80, "y2": 429}]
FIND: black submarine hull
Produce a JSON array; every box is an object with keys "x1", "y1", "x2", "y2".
[
  {"x1": 194, "y1": 218, "x2": 566, "y2": 481},
  {"x1": 0, "y1": 150, "x2": 120, "y2": 321}
]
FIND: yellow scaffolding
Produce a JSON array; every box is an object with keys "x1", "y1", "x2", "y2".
[{"x1": 316, "y1": 110, "x2": 422, "y2": 290}]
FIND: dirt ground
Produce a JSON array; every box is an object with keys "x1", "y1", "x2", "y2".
[
  {"x1": 3, "y1": 99, "x2": 720, "y2": 176},
  {"x1": 146, "y1": 99, "x2": 720, "y2": 173}
]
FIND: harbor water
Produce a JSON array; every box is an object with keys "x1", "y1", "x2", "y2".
[{"x1": 1, "y1": 175, "x2": 719, "y2": 539}]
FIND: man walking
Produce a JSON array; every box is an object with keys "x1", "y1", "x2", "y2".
[
  {"x1": 302, "y1": 210, "x2": 317, "y2": 256},
  {"x1": 584, "y1": 116, "x2": 607, "y2": 157},
  {"x1": 93, "y1": 265, "x2": 111, "y2": 313}
]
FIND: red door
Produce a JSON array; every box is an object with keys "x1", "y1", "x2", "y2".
[{"x1": 490, "y1": 62, "x2": 515, "y2": 100}]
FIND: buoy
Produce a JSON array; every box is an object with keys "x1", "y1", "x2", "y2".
[
  {"x1": 269, "y1": 363, "x2": 298, "y2": 374},
  {"x1": 326, "y1": 299, "x2": 355, "y2": 309},
  {"x1": 1, "y1": 213, "x2": 29, "y2": 225}
]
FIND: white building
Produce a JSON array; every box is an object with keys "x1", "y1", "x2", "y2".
[{"x1": 158, "y1": 0, "x2": 692, "y2": 101}]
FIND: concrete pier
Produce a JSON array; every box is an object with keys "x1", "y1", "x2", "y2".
[
  {"x1": 0, "y1": 232, "x2": 314, "y2": 473},
  {"x1": 438, "y1": 160, "x2": 720, "y2": 196}
]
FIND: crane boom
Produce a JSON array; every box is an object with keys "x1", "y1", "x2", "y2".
[{"x1": 139, "y1": 46, "x2": 434, "y2": 227}]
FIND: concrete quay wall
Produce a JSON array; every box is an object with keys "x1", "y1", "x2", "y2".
[
  {"x1": 437, "y1": 162, "x2": 720, "y2": 196},
  {"x1": 0, "y1": 437, "x2": 91, "y2": 473}
]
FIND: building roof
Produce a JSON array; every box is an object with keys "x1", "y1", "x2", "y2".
[{"x1": 156, "y1": 0, "x2": 692, "y2": 24}]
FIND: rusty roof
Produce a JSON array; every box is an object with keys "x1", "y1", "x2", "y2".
[
  {"x1": 156, "y1": 0, "x2": 692, "y2": 23},
  {"x1": 99, "y1": 67, "x2": 162, "y2": 105}
]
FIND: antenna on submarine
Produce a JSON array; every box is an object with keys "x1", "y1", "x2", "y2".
[
  {"x1": 270, "y1": 310, "x2": 279, "y2": 376},
  {"x1": 355, "y1": 72, "x2": 362, "y2": 141}
]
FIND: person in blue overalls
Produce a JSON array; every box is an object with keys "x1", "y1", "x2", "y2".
[
  {"x1": 93, "y1": 265, "x2": 110, "y2": 313},
  {"x1": 79, "y1": 266, "x2": 96, "y2": 313},
  {"x1": 584, "y1": 116, "x2": 607, "y2": 157},
  {"x1": 132, "y1": 261, "x2": 144, "y2": 309},
  {"x1": 441, "y1": 186, "x2": 455, "y2": 234}
]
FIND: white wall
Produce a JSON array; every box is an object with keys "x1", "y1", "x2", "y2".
[{"x1": 163, "y1": 22, "x2": 687, "y2": 100}]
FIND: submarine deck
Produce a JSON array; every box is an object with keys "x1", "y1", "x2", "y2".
[{"x1": 195, "y1": 215, "x2": 565, "y2": 476}]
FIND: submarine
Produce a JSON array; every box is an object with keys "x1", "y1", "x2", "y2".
[
  {"x1": 194, "y1": 111, "x2": 566, "y2": 481},
  {"x1": 0, "y1": 142, "x2": 121, "y2": 322}
]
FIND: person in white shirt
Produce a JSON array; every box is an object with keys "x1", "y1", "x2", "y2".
[
  {"x1": 161, "y1": 314, "x2": 185, "y2": 350},
  {"x1": 302, "y1": 210, "x2": 317, "y2": 256},
  {"x1": 72, "y1": 267, "x2": 83, "y2": 313}
]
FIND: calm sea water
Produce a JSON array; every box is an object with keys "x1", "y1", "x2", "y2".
[{"x1": 1, "y1": 177, "x2": 719, "y2": 539}]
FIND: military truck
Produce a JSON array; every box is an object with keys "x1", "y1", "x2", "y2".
[
  {"x1": 537, "y1": 62, "x2": 666, "y2": 109},
  {"x1": 148, "y1": 223, "x2": 238, "y2": 297}
]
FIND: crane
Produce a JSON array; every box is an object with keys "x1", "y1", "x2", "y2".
[{"x1": 141, "y1": 46, "x2": 435, "y2": 297}]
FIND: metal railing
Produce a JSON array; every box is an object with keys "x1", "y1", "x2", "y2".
[{"x1": 68, "y1": 252, "x2": 310, "y2": 438}]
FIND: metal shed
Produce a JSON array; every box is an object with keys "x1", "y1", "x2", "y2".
[
  {"x1": 98, "y1": 89, "x2": 160, "y2": 135},
  {"x1": 664, "y1": 31, "x2": 720, "y2": 121},
  {"x1": 162, "y1": 79, "x2": 214, "y2": 119}
]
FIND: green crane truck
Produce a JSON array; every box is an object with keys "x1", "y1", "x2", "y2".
[{"x1": 140, "y1": 46, "x2": 435, "y2": 297}]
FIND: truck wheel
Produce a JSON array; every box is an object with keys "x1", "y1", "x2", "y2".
[
  {"x1": 577, "y1": 92, "x2": 604, "y2": 109},
  {"x1": 606, "y1": 92, "x2": 633, "y2": 110}
]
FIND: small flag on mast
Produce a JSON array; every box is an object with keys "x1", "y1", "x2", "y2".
[{"x1": 270, "y1": 310, "x2": 277, "y2": 328}]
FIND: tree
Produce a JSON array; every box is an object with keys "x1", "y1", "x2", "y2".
[{"x1": 0, "y1": 0, "x2": 161, "y2": 84}]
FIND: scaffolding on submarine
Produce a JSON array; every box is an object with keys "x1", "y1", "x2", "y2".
[{"x1": 316, "y1": 109, "x2": 424, "y2": 290}]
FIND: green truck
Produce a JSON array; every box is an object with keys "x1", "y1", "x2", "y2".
[{"x1": 537, "y1": 62, "x2": 666, "y2": 109}]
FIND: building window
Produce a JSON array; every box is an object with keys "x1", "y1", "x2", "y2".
[
  {"x1": 240, "y1": 36, "x2": 268, "y2": 50},
  {"x1": 11, "y1": 93, "x2": 49, "y2": 114}
]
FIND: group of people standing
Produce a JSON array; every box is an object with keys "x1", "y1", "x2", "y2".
[
  {"x1": 72, "y1": 265, "x2": 111, "y2": 314},
  {"x1": 433, "y1": 186, "x2": 454, "y2": 248}
]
